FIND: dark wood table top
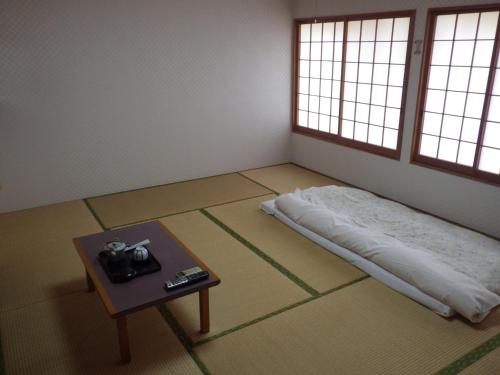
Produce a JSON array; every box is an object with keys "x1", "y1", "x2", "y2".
[{"x1": 73, "y1": 221, "x2": 220, "y2": 318}]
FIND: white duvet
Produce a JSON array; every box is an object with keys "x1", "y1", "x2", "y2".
[{"x1": 275, "y1": 186, "x2": 500, "y2": 323}]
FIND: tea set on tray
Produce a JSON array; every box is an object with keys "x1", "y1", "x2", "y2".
[{"x1": 98, "y1": 238, "x2": 161, "y2": 283}]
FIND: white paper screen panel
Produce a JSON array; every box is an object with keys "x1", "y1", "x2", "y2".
[
  {"x1": 296, "y1": 15, "x2": 411, "y2": 152},
  {"x1": 419, "y1": 10, "x2": 500, "y2": 176},
  {"x1": 341, "y1": 17, "x2": 409, "y2": 149},
  {"x1": 298, "y1": 21, "x2": 344, "y2": 134}
]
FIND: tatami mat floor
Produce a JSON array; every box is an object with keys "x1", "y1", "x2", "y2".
[
  {"x1": 0, "y1": 163, "x2": 498, "y2": 375},
  {"x1": 161, "y1": 211, "x2": 310, "y2": 343}
]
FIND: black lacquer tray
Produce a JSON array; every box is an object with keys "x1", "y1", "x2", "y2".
[{"x1": 98, "y1": 250, "x2": 161, "y2": 283}]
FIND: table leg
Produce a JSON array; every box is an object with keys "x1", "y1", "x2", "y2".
[
  {"x1": 116, "y1": 316, "x2": 131, "y2": 364},
  {"x1": 199, "y1": 288, "x2": 210, "y2": 333},
  {"x1": 86, "y1": 271, "x2": 95, "y2": 292}
]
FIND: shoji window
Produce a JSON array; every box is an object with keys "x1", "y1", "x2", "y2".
[
  {"x1": 293, "y1": 11, "x2": 415, "y2": 159},
  {"x1": 413, "y1": 5, "x2": 500, "y2": 185}
]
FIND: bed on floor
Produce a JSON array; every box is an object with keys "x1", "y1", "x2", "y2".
[{"x1": 260, "y1": 186, "x2": 500, "y2": 323}]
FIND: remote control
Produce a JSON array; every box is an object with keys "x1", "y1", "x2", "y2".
[
  {"x1": 165, "y1": 275, "x2": 189, "y2": 290},
  {"x1": 165, "y1": 269, "x2": 209, "y2": 291},
  {"x1": 176, "y1": 266, "x2": 204, "y2": 278}
]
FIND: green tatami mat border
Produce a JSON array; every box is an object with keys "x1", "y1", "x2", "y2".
[
  {"x1": 196, "y1": 296, "x2": 315, "y2": 345},
  {"x1": 290, "y1": 162, "x2": 354, "y2": 188},
  {"x1": 105, "y1": 192, "x2": 274, "y2": 231},
  {"x1": 436, "y1": 332, "x2": 500, "y2": 375},
  {"x1": 157, "y1": 305, "x2": 211, "y2": 375},
  {"x1": 85, "y1": 162, "x2": 288, "y2": 201},
  {"x1": 87, "y1": 171, "x2": 235, "y2": 200},
  {"x1": 83, "y1": 199, "x2": 106, "y2": 230},
  {"x1": 237, "y1": 172, "x2": 279, "y2": 195},
  {"x1": 196, "y1": 275, "x2": 370, "y2": 346},
  {"x1": 200, "y1": 208, "x2": 319, "y2": 297}
]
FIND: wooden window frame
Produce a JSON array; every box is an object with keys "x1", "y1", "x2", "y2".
[
  {"x1": 411, "y1": 4, "x2": 500, "y2": 186},
  {"x1": 292, "y1": 10, "x2": 416, "y2": 160}
]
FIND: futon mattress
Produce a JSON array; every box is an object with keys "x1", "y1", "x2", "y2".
[{"x1": 263, "y1": 186, "x2": 500, "y2": 323}]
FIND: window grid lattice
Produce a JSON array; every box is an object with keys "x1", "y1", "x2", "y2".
[
  {"x1": 295, "y1": 13, "x2": 413, "y2": 155},
  {"x1": 417, "y1": 8, "x2": 500, "y2": 178}
]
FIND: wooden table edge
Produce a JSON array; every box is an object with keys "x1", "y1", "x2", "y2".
[
  {"x1": 108, "y1": 279, "x2": 221, "y2": 319},
  {"x1": 73, "y1": 238, "x2": 118, "y2": 316},
  {"x1": 157, "y1": 221, "x2": 221, "y2": 283}
]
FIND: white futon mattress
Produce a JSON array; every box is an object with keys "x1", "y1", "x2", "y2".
[{"x1": 262, "y1": 186, "x2": 500, "y2": 323}]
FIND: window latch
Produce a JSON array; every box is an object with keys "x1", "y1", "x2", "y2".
[{"x1": 414, "y1": 40, "x2": 423, "y2": 55}]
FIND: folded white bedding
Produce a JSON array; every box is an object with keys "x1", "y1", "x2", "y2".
[
  {"x1": 275, "y1": 186, "x2": 500, "y2": 323},
  {"x1": 261, "y1": 199, "x2": 455, "y2": 318}
]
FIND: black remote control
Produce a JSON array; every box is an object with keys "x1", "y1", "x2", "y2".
[{"x1": 165, "y1": 270, "x2": 209, "y2": 290}]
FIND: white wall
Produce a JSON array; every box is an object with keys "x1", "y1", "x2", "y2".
[
  {"x1": 292, "y1": 0, "x2": 500, "y2": 237},
  {"x1": 0, "y1": 0, "x2": 292, "y2": 213}
]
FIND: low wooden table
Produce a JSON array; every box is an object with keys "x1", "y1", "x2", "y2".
[{"x1": 73, "y1": 220, "x2": 220, "y2": 363}]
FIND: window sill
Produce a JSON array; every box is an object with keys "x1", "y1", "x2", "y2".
[
  {"x1": 411, "y1": 154, "x2": 500, "y2": 187},
  {"x1": 293, "y1": 126, "x2": 402, "y2": 161}
]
